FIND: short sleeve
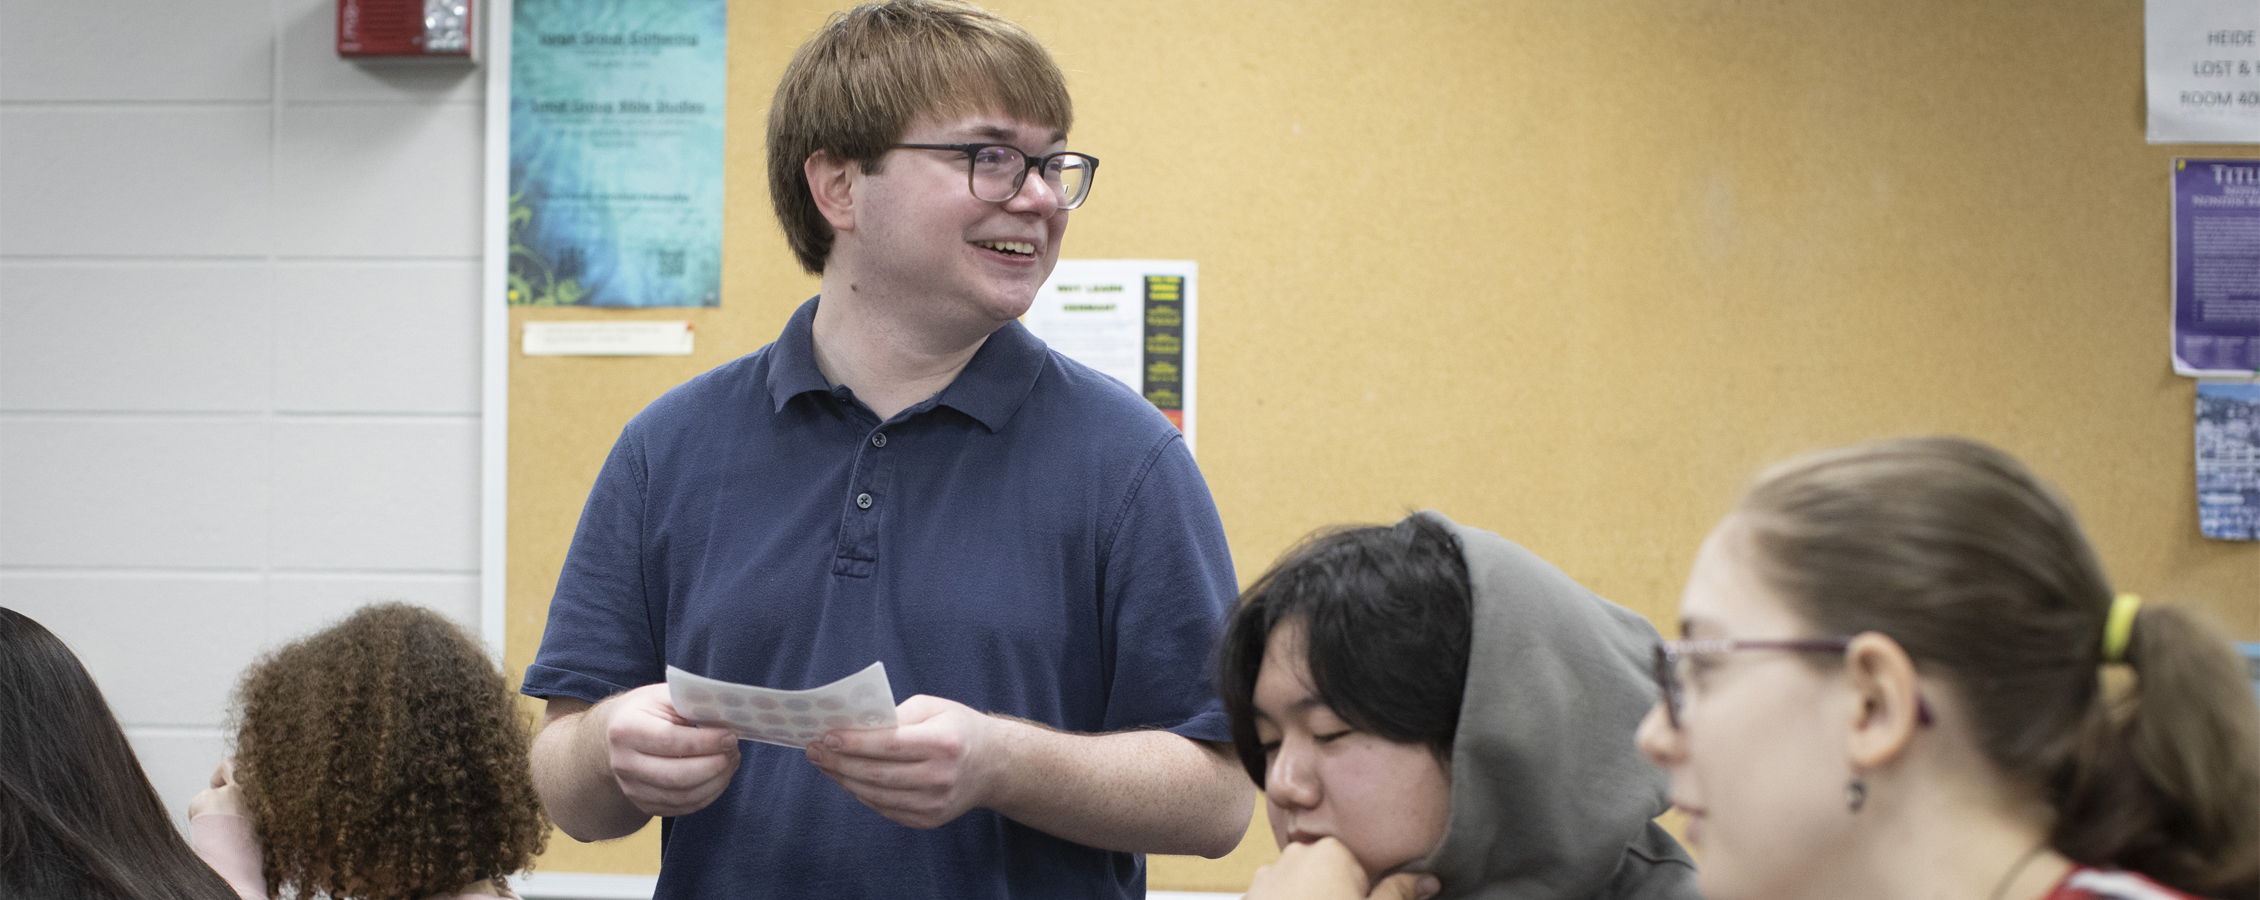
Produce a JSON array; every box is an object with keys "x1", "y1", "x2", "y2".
[
  {"x1": 522, "y1": 428, "x2": 666, "y2": 703},
  {"x1": 1096, "y1": 432, "x2": 1237, "y2": 741}
]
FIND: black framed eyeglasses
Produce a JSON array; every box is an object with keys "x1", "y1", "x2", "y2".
[
  {"x1": 893, "y1": 143, "x2": 1100, "y2": 209},
  {"x1": 1651, "y1": 637, "x2": 1935, "y2": 730}
]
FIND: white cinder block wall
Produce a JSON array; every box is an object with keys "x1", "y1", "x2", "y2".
[{"x1": 0, "y1": 0, "x2": 487, "y2": 828}]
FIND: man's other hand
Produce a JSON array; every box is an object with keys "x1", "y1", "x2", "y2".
[{"x1": 804, "y1": 694, "x2": 1008, "y2": 829}]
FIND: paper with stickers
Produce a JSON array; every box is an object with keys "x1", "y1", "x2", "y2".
[{"x1": 666, "y1": 662, "x2": 898, "y2": 749}]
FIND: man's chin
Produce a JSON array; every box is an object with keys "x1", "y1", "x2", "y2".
[{"x1": 985, "y1": 289, "x2": 1040, "y2": 324}]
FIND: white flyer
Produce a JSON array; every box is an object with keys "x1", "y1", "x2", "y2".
[
  {"x1": 2148, "y1": 0, "x2": 2260, "y2": 143},
  {"x1": 666, "y1": 662, "x2": 898, "y2": 749}
]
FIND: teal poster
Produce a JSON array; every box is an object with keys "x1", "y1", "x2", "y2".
[{"x1": 509, "y1": 0, "x2": 725, "y2": 307}]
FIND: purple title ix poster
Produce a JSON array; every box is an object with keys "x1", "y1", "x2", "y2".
[{"x1": 2175, "y1": 158, "x2": 2260, "y2": 375}]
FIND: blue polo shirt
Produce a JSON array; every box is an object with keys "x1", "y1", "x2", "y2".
[{"x1": 524, "y1": 297, "x2": 1238, "y2": 900}]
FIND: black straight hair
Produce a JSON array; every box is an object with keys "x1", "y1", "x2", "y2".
[
  {"x1": 0, "y1": 607, "x2": 237, "y2": 900},
  {"x1": 1216, "y1": 515, "x2": 1473, "y2": 786}
]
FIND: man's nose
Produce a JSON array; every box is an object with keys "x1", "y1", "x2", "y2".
[{"x1": 1004, "y1": 167, "x2": 1063, "y2": 214}]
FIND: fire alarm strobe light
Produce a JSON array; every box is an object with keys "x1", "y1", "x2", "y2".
[{"x1": 338, "y1": 0, "x2": 475, "y2": 61}]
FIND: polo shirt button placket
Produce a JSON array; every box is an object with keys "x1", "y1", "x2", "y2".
[
  {"x1": 856, "y1": 492, "x2": 873, "y2": 510},
  {"x1": 871, "y1": 432, "x2": 887, "y2": 448}
]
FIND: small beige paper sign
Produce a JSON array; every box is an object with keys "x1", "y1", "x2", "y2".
[{"x1": 522, "y1": 321, "x2": 694, "y2": 356}]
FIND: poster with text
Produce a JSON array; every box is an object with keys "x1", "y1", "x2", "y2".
[
  {"x1": 2197, "y1": 381, "x2": 2260, "y2": 540},
  {"x1": 509, "y1": 0, "x2": 724, "y2": 307},
  {"x1": 1023, "y1": 260, "x2": 1198, "y2": 452},
  {"x1": 2174, "y1": 158, "x2": 2260, "y2": 375},
  {"x1": 2148, "y1": 0, "x2": 2260, "y2": 143}
]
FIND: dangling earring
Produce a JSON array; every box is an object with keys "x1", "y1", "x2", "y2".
[{"x1": 1846, "y1": 777, "x2": 1868, "y2": 813}]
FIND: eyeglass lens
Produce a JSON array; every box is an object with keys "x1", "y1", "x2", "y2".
[{"x1": 968, "y1": 146, "x2": 1093, "y2": 207}]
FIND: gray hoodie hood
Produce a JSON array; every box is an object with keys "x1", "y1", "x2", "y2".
[{"x1": 1416, "y1": 511, "x2": 1700, "y2": 900}]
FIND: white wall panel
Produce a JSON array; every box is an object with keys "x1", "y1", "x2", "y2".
[
  {"x1": 1, "y1": 0, "x2": 490, "y2": 827},
  {"x1": 0, "y1": 419, "x2": 269, "y2": 567},
  {"x1": 270, "y1": 419, "x2": 478, "y2": 571},
  {"x1": 1, "y1": 573, "x2": 267, "y2": 726},
  {"x1": 275, "y1": 103, "x2": 481, "y2": 258},
  {"x1": 265, "y1": 573, "x2": 479, "y2": 644},
  {"x1": 0, "y1": 0, "x2": 273, "y2": 102},
  {"x1": 0, "y1": 263, "x2": 274, "y2": 411},
  {"x1": 274, "y1": 261, "x2": 479, "y2": 413},
  {"x1": 0, "y1": 108, "x2": 274, "y2": 258}
]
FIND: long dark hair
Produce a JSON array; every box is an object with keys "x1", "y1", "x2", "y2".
[
  {"x1": 0, "y1": 607, "x2": 236, "y2": 900},
  {"x1": 1739, "y1": 437, "x2": 2260, "y2": 899},
  {"x1": 1217, "y1": 515, "x2": 1472, "y2": 786}
]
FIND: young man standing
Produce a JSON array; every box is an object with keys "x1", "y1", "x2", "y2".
[{"x1": 521, "y1": 2, "x2": 1252, "y2": 897}]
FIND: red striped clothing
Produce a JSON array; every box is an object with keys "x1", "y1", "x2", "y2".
[{"x1": 2045, "y1": 867, "x2": 2205, "y2": 900}]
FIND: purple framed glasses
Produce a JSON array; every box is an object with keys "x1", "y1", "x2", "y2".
[{"x1": 1652, "y1": 638, "x2": 1933, "y2": 729}]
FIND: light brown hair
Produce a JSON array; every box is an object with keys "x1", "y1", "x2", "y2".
[
  {"x1": 1735, "y1": 436, "x2": 2259, "y2": 899},
  {"x1": 232, "y1": 603, "x2": 548, "y2": 900},
  {"x1": 767, "y1": 0, "x2": 1073, "y2": 273}
]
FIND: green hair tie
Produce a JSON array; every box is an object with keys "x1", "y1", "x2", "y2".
[{"x1": 2102, "y1": 593, "x2": 2142, "y2": 664}]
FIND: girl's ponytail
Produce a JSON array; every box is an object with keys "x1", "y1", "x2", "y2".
[{"x1": 2056, "y1": 604, "x2": 2260, "y2": 900}]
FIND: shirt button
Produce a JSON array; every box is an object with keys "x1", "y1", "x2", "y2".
[
  {"x1": 856, "y1": 492, "x2": 873, "y2": 509},
  {"x1": 871, "y1": 432, "x2": 887, "y2": 448}
]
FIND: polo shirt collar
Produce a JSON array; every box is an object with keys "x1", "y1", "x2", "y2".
[
  {"x1": 933, "y1": 315, "x2": 1045, "y2": 433},
  {"x1": 766, "y1": 296, "x2": 1045, "y2": 433},
  {"x1": 766, "y1": 297, "x2": 834, "y2": 413}
]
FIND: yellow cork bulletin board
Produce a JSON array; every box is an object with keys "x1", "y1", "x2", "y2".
[{"x1": 507, "y1": 1, "x2": 2260, "y2": 890}]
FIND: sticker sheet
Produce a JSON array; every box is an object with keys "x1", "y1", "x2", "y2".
[{"x1": 666, "y1": 662, "x2": 897, "y2": 749}]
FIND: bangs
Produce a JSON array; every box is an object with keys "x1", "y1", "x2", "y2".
[{"x1": 829, "y1": 20, "x2": 1072, "y2": 156}]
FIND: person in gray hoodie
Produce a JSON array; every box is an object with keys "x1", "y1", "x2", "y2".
[{"x1": 1219, "y1": 511, "x2": 1700, "y2": 900}]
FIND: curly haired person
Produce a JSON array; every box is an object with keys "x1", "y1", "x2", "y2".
[{"x1": 189, "y1": 603, "x2": 549, "y2": 900}]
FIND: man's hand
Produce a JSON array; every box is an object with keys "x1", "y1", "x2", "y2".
[
  {"x1": 601, "y1": 683, "x2": 742, "y2": 817},
  {"x1": 1246, "y1": 837, "x2": 1440, "y2": 900},
  {"x1": 188, "y1": 758, "x2": 249, "y2": 818},
  {"x1": 804, "y1": 694, "x2": 1009, "y2": 829}
]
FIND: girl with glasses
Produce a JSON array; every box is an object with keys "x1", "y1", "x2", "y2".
[
  {"x1": 1635, "y1": 436, "x2": 2259, "y2": 900},
  {"x1": 1221, "y1": 513, "x2": 1701, "y2": 900}
]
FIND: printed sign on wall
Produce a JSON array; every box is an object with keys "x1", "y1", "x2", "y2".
[
  {"x1": 2174, "y1": 159, "x2": 2260, "y2": 375},
  {"x1": 2149, "y1": 0, "x2": 2260, "y2": 143},
  {"x1": 509, "y1": 0, "x2": 726, "y2": 307}
]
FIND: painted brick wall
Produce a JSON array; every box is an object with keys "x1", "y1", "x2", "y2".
[{"x1": 0, "y1": 0, "x2": 486, "y2": 828}]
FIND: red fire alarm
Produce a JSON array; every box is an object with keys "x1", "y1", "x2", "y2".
[{"x1": 339, "y1": 0, "x2": 477, "y2": 62}]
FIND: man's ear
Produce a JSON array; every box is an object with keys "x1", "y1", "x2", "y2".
[
  {"x1": 805, "y1": 150, "x2": 859, "y2": 233},
  {"x1": 1843, "y1": 631, "x2": 1923, "y2": 769}
]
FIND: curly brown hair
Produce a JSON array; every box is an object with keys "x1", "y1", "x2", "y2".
[{"x1": 232, "y1": 603, "x2": 548, "y2": 900}]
